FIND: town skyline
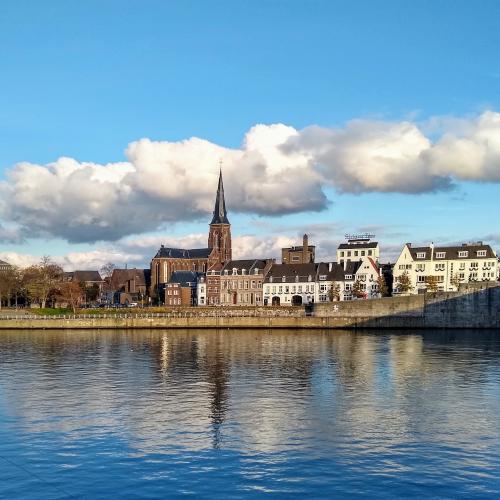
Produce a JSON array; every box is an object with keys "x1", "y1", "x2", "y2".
[{"x1": 1, "y1": 1, "x2": 500, "y2": 270}]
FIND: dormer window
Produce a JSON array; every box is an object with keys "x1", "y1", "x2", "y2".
[
  {"x1": 308, "y1": 275, "x2": 312, "y2": 282},
  {"x1": 282, "y1": 276, "x2": 286, "y2": 282},
  {"x1": 269, "y1": 276, "x2": 273, "y2": 283},
  {"x1": 254, "y1": 268, "x2": 259, "y2": 274},
  {"x1": 319, "y1": 275, "x2": 326, "y2": 280},
  {"x1": 242, "y1": 269, "x2": 247, "y2": 275},
  {"x1": 224, "y1": 270, "x2": 229, "y2": 275},
  {"x1": 295, "y1": 275, "x2": 299, "y2": 282},
  {"x1": 232, "y1": 268, "x2": 237, "y2": 275},
  {"x1": 416, "y1": 252, "x2": 426, "y2": 259},
  {"x1": 435, "y1": 252, "x2": 446, "y2": 259},
  {"x1": 345, "y1": 274, "x2": 353, "y2": 280},
  {"x1": 477, "y1": 250, "x2": 487, "y2": 257},
  {"x1": 458, "y1": 251, "x2": 468, "y2": 258}
]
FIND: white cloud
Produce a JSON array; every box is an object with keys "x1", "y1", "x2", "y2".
[{"x1": 1, "y1": 111, "x2": 500, "y2": 244}]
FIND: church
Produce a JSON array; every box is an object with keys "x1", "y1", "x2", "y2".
[{"x1": 150, "y1": 170, "x2": 232, "y2": 296}]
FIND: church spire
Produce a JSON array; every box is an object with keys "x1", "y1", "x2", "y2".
[{"x1": 210, "y1": 167, "x2": 230, "y2": 224}]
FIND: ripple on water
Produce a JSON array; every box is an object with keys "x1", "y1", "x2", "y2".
[{"x1": 0, "y1": 328, "x2": 500, "y2": 499}]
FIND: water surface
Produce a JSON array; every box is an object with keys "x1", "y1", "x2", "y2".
[{"x1": 1, "y1": 329, "x2": 499, "y2": 499}]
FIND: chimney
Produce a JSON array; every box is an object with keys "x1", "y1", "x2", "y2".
[
  {"x1": 303, "y1": 234, "x2": 308, "y2": 263},
  {"x1": 329, "y1": 262, "x2": 333, "y2": 272}
]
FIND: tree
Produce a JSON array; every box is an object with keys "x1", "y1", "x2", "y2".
[
  {"x1": 23, "y1": 256, "x2": 63, "y2": 308},
  {"x1": 425, "y1": 275, "x2": 440, "y2": 293},
  {"x1": 57, "y1": 280, "x2": 85, "y2": 313},
  {"x1": 395, "y1": 271, "x2": 413, "y2": 294},
  {"x1": 328, "y1": 282, "x2": 342, "y2": 301},
  {"x1": 86, "y1": 283, "x2": 100, "y2": 302},
  {"x1": 351, "y1": 279, "x2": 366, "y2": 299},
  {"x1": 450, "y1": 273, "x2": 461, "y2": 291},
  {"x1": 100, "y1": 262, "x2": 116, "y2": 279},
  {"x1": 377, "y1": 274, "x2": 388, "y2": 297},
  {"x1": 0, "y1": 265, "x2": 22, "y2": 308}
]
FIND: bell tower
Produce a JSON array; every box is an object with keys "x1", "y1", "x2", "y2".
[{"x1": 208, "y1": 168, "x2": 232, "y2": 263}]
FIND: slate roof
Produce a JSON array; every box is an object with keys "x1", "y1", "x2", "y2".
[
  {"x1": 317, "y1": 262, "x2": 346, "y2": 281},
  {"x1": 168, "y1": 271, "x2": 203, "y2": 287},
  {"x1": 407, "y1": 243, "x2": 496, "y2": 260},
  {"x1": 154, "y1": 246, "x2": 212, "y2": 259},
  {"x1": 338, "y1": 242, "x2": 378, "y2": 250},
  {"x1": 264, "y1": 263, "x2": 318, "y2": 283}
]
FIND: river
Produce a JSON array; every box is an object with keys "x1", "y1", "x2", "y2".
[{"x1": 1, "y1": 329, "x2": 499, "y2": 499}]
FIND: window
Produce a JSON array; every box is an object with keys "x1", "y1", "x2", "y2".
[
  {"x1": 340, "y1": 251, "x2": 344, "y2": 257},
  {"x1": 417, "y1": 252, "x2": 426, "y2": 259},
  {"x1": 251, "y1": 280, "x2": 256, "y2": 288},
  {"x1": 361, "y1": 251, "x2": 365, "y2": 256},
  {"x1": 458, "y1": 251, "x2": 468, "y2": 258},
  {"x1": 345, "y1": 274, "x2": 353, "y2": 280},
  {"x1": 354, "y1": 251, "x2": 358, "y2": 257},
  {"x1": 242, "y1": 269, "x2": 247, "y2": 275},
  {"x1": 435, "y1": 263, "x2": 445, "y2": 271},
  {"x1": 279, "y1": 286, "x2": 283, "y2": 294},
  {"x1": 319, "y1": 275, "x2": 327, "y2": 280},
  {"x1": 436, "y1": 252, "x2": 446, "y2": 259},
  {"x1": 291, "y1": 256, "x2": 300, "y2": 262},
  {"x1": 298, "y1": 285, "x2": 302, "y2": 293},
  {"x1": 416, "y1": 263, "x2": 425, "y2": 271},
  {"x1": 477, "y1": 250, "x2": 487, "y2": 257},
  {"x1": 368, "y1": 250, "x2": 373, "y2": 256},
  {"x1": 347, "y1": 251, "x2": 351, "y2": 257}
]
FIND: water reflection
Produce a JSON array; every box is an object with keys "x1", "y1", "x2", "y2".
[{"x1": 1, "y1": 329, "x2": 500, "y2": 498}]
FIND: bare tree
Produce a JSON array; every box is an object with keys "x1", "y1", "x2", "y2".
[
  {"x1": 57, "y1": 280, "x2": 85, "y2": 313},
  {"x1": 100, "y1": 262, "x2": 116, "y2": 279},
  {"x1": 450, "y1": 273, "x2": 461, "y2": 291},
  {"x1": 351, "y1": 279, "x2": 366, "y2": 299}
]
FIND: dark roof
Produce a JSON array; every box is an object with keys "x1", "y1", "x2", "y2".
[
  {"x1": 317, "y1": 262, "x2": 345, "y2": 281},
  {"x1": 283, "y1": 245, "x2": 316, "y2": 251},
  {"x1": 407, "y1": 243, "x2": 496, "y2": 260},
  {"x1": 264, "y1": 263, "x2": 318, "y2": 283},
  {"x1": 154, "y1": 246, "x2": 212, "y2": 259},
  {"x1": 338, "y1": 242, "x2": 378, "y2": 250},
  {"x1": 72, "y1": 270, "x2": 103, "y2": 282},
  {"x1": 109, "y1": 268, "x2": 150, "y2": 291},
  {"x1": 210, "y1": 169, "x2": 230, "y2": 225},
  {"x1": 220, "y1": 259, "x2": 272, "y2": 275},
  {"x1": 168, "y1": 271, "x2": 202, "y2": 287}
]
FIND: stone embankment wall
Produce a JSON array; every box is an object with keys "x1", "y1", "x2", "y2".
[{"x1": 0, "y1": 284, "x2": 499, "y2": 329}]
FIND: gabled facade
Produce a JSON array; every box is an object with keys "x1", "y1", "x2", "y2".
[
  {"x1": 393, "y1": 242, "x2": 499, "y2": 294},
  {"x1": 219, "y1": 259, "x2": 274, "y2": 306}
]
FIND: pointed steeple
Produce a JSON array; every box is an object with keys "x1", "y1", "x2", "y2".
[{"x1": 210, "y1": 168, "x2": 230, "y2": 224}]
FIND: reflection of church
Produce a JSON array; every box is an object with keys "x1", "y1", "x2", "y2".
[{"x1": 150, "y1": 170, "x2": 232, "y2": 293}]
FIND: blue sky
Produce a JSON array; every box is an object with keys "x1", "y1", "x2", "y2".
[{"x1": 1, "y1": 0, "x2": 500, "y2": 269}]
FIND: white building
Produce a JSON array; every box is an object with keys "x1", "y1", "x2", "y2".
[
  {"x1": 337, "y1": 235, "x2": 380, "y2": 266},
  {"x1": 264, "y1": 259, "x2": 381, "y2": 306},
  {"x1": 393, "y1": 242, "x2": 499, "y2": 294},
  {"x1": 196, "y1": 275, "x2": 207, "y2": 306},
  {"x1": 263, "y1": 263, "x2": 318, "y2": 306}
]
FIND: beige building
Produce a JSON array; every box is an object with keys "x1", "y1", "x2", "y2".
[
  {"x1": 393, "y1": 242, "x2": 499, "y2": 294},
  {"x1": 220, "y1": 259, "x2": 274, "y2": 306},
  {"x1": 282, "y1": 234, "x2": 315, "y2": 264}
]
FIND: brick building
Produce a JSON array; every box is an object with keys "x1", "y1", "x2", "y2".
[
  {"x1": 219, "y1": 259, "x2": 275, "y2": 306},
  {"x1": 282, "y1": 234, "x2": 315, "y2": 264},
  {"x1": 165, "y1": 271, "x2": 201, "y2": 306}
]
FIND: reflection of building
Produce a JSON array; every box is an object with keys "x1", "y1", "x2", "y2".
[
  {"x1": 220, "y1": 259, "x2": 274, "y2": 306},
  {"x1": 150, "y1": 170, "x2": 232, "y2": 299},
  {"x1": 282, "y1": 234, "x2": 315, "y2": 264},
  {"x1": 393, "y1": 242, "x2": 499, "y2": 293}
]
